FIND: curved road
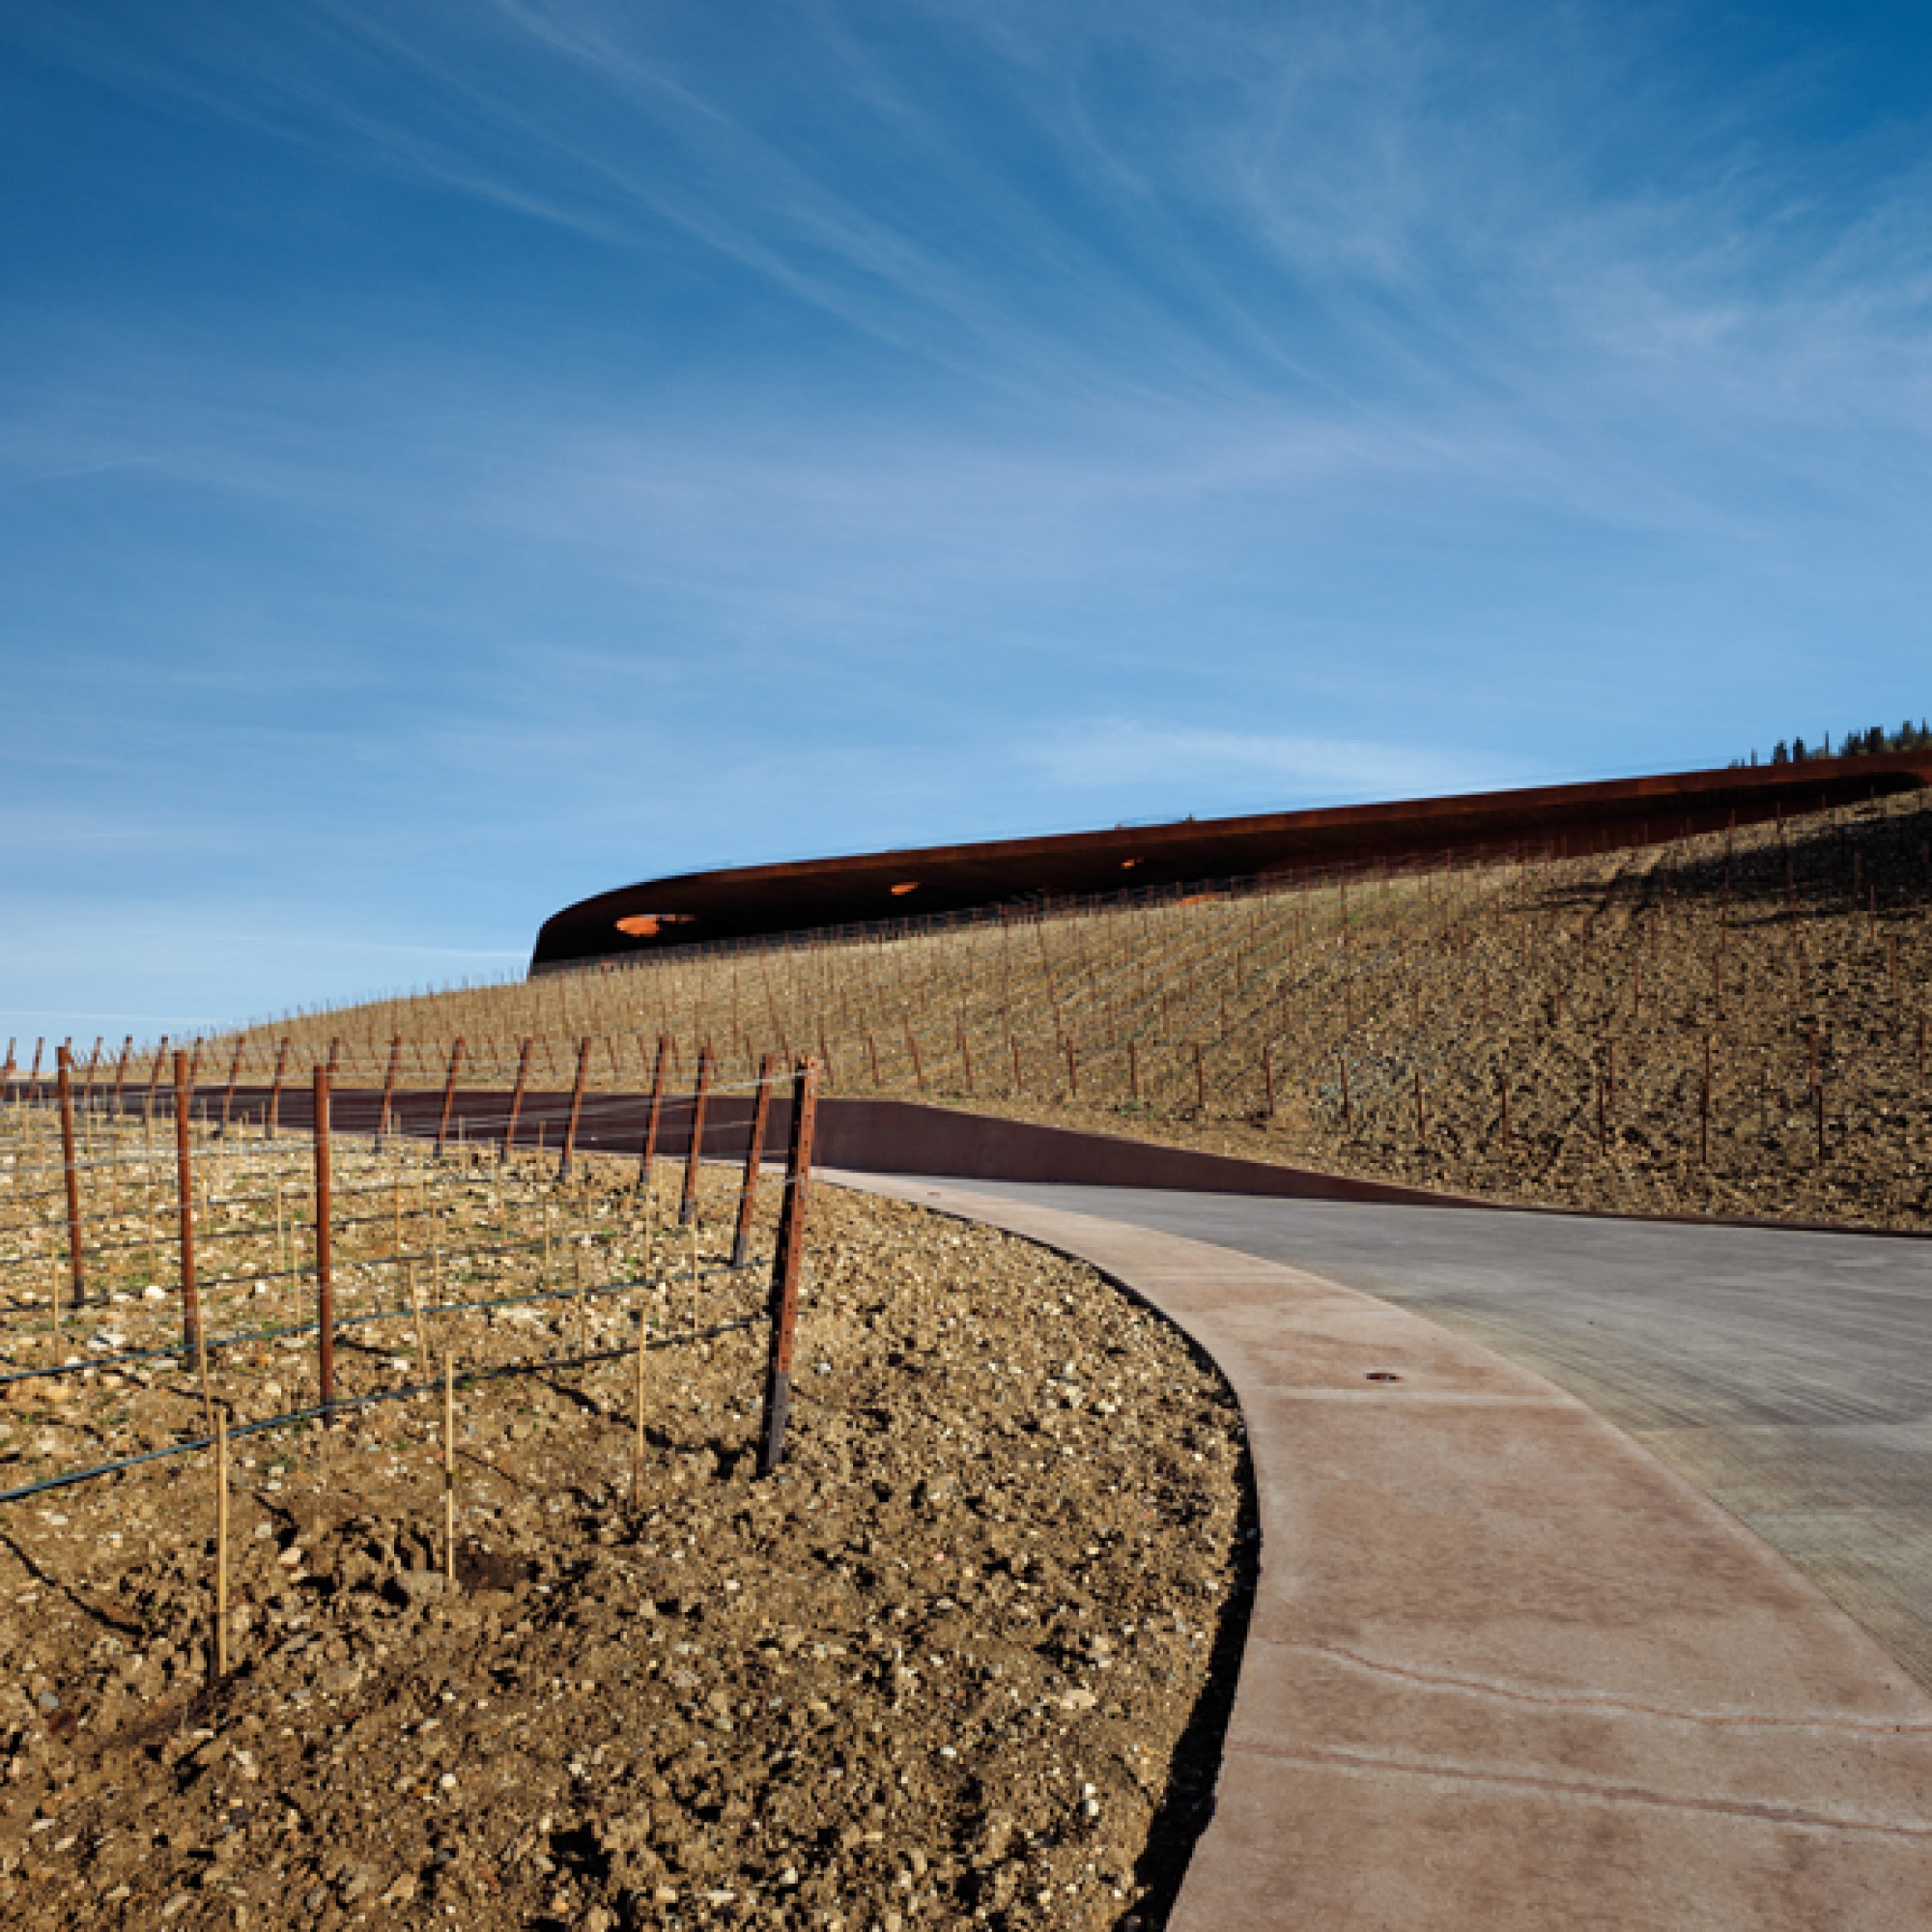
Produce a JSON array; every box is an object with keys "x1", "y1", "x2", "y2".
[{"x1": 888, "y1": 1179, "x2": 1932, "y2": 1690}]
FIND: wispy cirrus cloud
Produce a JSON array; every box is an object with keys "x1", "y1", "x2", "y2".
[
  {"x1": 2, "y1": 1, "x2": 1930, "y2": 1042},
  {"x1": 1024, "y1": 719, "x2": 1530, "y2": 813}
]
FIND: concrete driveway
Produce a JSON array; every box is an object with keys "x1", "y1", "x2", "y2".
[{"x1": 878, "y1": 1179, "x2": 1932, "y2": 1691}]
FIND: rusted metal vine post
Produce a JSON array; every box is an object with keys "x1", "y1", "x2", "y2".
[
  {"x1": 313, "y1": 1066, "x2": 335, "y2": 1410},
  {"x1": 219, "y1": 1038, "x2": 244, "y2": 1132},
  {"x1": 436, "y1": 1037, "x2": 467, "y2": 1156},
  {"x1": 379, "y1": 1035, "x2": 404, "y2": 1144},
  {"x1": 636, "y1": 1035, "x2": 668, "y2": 1191},
  {"x1": 730, "y1": 1055, "x2": 776, "y2": 1268},
  {"x1": 758, "y1": 1058, "x2": 820, "y2": 1478},
  {"x1": 678, "y1": 1043, "x2": 713, "y2": 1227},
  {"x1": 267, "y1": 1037, "x2": 290, "y2": 1139},
  {"x1": 502, "y1": 1037, "x2": 534, "y2": 1162},
  {"x1": 558, "y1": 1036, "x2": 593, "y2": 1183},
  {"x1": 56, "y1": 1047, "x2": 86, "y2": 1310}
]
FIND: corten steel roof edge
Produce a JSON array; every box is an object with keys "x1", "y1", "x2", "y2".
[{"x1": 529, "y1": 751, "x2": 1932, "y2": 971}]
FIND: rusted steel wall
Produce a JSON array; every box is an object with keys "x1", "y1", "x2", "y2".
[
  {"x1": 531, "y1": 751, "x2": 1932, "y2": 971},
  {"x1": 98, "y1": 1086, "x2": 1474, "y2": 1210}
]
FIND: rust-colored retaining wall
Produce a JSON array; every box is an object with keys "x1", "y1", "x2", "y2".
[{"x1": 73, "y1": 1085, "x2": 1473, "y2": 1210}]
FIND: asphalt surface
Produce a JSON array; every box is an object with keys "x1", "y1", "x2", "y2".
[{"x1": 893, "y1": 1178, "x2": 1932, "y2": 1690}]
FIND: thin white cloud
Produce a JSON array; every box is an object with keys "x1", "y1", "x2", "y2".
[{"x1": 1024, "y1": 719, "x2": 1528, "y2": 809}]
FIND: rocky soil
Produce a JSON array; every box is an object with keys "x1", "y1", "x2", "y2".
[{"x1": 0, "y1": 1174, "x2": 1253, "y2": 1931}]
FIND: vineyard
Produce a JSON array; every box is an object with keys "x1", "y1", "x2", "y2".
[
  {"x1": 6, "y1": 790, "x2": 1930, "y2": 1927},
  {"x1": 0, "y1": 1075, "x2": 1250, "y2": 1930},
  {"x1": 82, "y1": 786, "x2": 1932, "y2": 1232}
]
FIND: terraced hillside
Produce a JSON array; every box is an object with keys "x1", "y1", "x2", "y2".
[{"x1": 173, "y1": 792, "x2": 1932, "y2": 1231}]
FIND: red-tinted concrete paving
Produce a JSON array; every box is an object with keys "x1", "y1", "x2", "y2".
[{"x1": 835, "y1": 1175, "x2": 1932, "y2": 1929}]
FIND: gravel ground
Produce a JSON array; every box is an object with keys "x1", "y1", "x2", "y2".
[{"x1": 0, "y1": 1174, "x2": 1253, "y2": 1932}]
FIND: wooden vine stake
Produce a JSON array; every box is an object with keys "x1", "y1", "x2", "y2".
[
  {"x1": 631, "y1": 1231, "x2": 652, "y2": 1513},
  {"x1": 313, "y1": 1066, "x2": 335, "y2": 1411},
  {"x1": 213, "y1": 1406, "x2": 231, "y2": 1681},
  {"x1": 442, "y1": 1355, "x2": 458, "y2": 1589},
  {"x1": 408, "y1": 1261, "x2": 428, "y2": 1372},
  {"x1": 757, "y1": 1058, "x2": 820, "y2": 1478},
  {"x1": 175, "y1": 1052, "x2": 213, "y2": 1432},
  {"x1": 55, "y1": 1046, "x2": 86, "y2": 1310}
]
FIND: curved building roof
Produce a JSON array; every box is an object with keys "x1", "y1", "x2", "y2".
[{"x1": 530, "y1": 753, "x2": 1932, "y2": 973}]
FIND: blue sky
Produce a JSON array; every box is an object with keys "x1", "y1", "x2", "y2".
[{"x1": 3, "y1": 1, "x2": 1929, "y2": 1051}]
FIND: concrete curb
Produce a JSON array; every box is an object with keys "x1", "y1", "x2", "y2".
[{"x1": 836, "y1": 1173, "x2": 1932, "y2": 1929}]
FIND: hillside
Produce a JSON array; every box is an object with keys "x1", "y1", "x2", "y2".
[{"x1": 190, "y1": 791, "x2": 1932, "y2": 1232}]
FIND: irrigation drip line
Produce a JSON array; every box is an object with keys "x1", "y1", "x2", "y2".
[
  {"x1": 0, "y1": 1111, "x2": 791, "y2": 1196},
  {"x1": 0, "y1": 1222, "x2": 574, "y2": 1291},
  {"x1": 8, "y1": 1069, "x2": 798, "y2": 1143},
  {"x1": 0, "y1": 1311, "x2": 763, "y2": 1509},
  {"x1": 0, "y1": 1246, "x2": 778, "y2": 1388},
  {"x1": 3, "y1": 1151, "x2": 714, "y2": 1219},
  {"x1": 0, "y1": 1166, "x2": 794, "y2": 1281}
]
